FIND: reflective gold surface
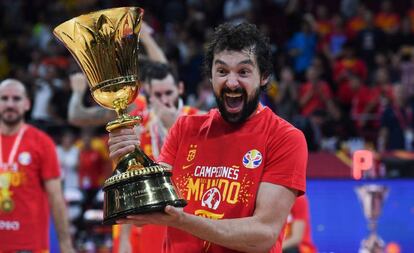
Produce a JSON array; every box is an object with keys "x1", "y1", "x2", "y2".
[
  {"x1": 53, "y1": 7, "x2": 142, "y2": 113},
  {"x1": 54, "y1": 7, "x2": 186, "y2": 225}
]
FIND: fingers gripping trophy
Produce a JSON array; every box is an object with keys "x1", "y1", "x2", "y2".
[{"x1": 54, "y1": 7, "x2": 186, "y2": 225}]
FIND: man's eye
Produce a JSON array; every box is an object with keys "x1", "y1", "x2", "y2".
[
  {"x1": 217, "y1": 68, "x2": 227, "y2": 75},
  {"x1": 165, "y1": 91, "x2": 173, "y2": 96},
  {"x1": 240, "y1": 69, "x2": 250, "y2": 76}
]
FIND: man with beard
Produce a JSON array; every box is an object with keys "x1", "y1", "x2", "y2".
[
  {"x1": 0, "y1": 79, "x2": 74, "y2": 253},
  {"x1": 108, "y1": 22, "x2": 307, "y2": 253}
]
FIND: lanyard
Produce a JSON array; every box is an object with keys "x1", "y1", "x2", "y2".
[{"x1": 0, "y1": 125, "x2": 27, "y2": 165}]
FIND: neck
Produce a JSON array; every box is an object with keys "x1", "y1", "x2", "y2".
[{"x1": 0, "y1": 121, "x2": 25, "y2": 135}]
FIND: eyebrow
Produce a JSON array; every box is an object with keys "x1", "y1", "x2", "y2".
[{"x1": 214, "y1": 59, "x2": 255, "y2": 66}]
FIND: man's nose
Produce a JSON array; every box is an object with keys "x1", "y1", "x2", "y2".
[
  {"x1": 160, "y1": 95, "x2": 170, "y2": 106},
  {"x1": 5, "y1": 98, "x2": 15, "y2": 106},
  {"x1": 226, "y1": 72, "x2": 240, "y2": 89}
]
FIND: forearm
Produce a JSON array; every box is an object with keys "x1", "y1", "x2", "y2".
[
  {"x1": 68, "y1": 92, "x2": 113, "y2": 126},
  {"x1": 47, "y1": 181, "x2": 74, "y2": 253},
  {"x1": 118, "y1": 224, "x2": 133, "y2": 253},
  {"x1": 281, "y1": 221, "x2": 305, "y2": 249},
  {"x1": 141, "y1": 35, "x2": 167, "y2": 63},
  {"x1": 175, "y1": 213, "x2": 279, "y2": 253},
  {"x1": 120, "y1": 223, "x2": 132, "y2": 236}
]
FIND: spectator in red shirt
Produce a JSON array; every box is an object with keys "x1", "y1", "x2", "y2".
[
  {"x1": 356, "y1": 68, "x2": 394, "y2": 141},
  {"x1": 299, "y1": 66, "x2": 338, "y2": 117},
  {"x1": 369, "y1": 68, "x2": 395, "y2": 116},
  {"x1": 333, "y1": 42, "x2": 368, "y2": 107},
  {"x1": 78, "y1": 128, "x2": 111, "y2": 202},
  {"x1": 346, "y1": 3, "x2": 368, "y2": 39},
  {"x1": 314, "y1": 4, "x2": 332, "y2": 40},
  {"x1": 348, "y1": 74, "x2": 373, "y2": 130},
  {"x1": 375, "y1": 0, "x2": 400, "y2": 35}
]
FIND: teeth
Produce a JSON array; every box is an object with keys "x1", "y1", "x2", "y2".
[{"x1": 225, "y1": 93, "x2": 242, "y2": 98}]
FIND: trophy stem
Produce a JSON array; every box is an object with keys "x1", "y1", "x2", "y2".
[
  {"x1": 106, "y1": 113, "x2": 142, "y2": 132},
  {"x1": 368, "y1": 219, "x2": 378, "y2": 233}
]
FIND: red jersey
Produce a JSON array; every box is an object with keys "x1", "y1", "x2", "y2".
[
  {"x1": 346, "y1": 16, "x2": 366, "y2": 39},
  {"x1": 0, "y1": 125, "x2": 60, "y2": 252},
  {"x1": 375, "y1": 12, "x2": 400, "y2": 33},
  {"x1": 351, "y1": 85, "x2": 372, "y2": 116},
  {"x1": 299, "y1": 81, "x2": 333, "y2": 116},
  {"x1": 284, "y1": 196, "x2": 317, "y2": 253},
  {"x1": 140, "y1": 106, "x2": 199, "y2": 160},
  {"x1": 370, "y1": 84, "x2": 395, "y2": 115},
  {"x1": 78, "y1": 148, "x2": 108, "y2": 189},
  {"x1": 333, "y1": 58, "x2": 368, "y2": 85},
  {"x1": 315, "y1": 20, "x2": 332, "y2": 38},
  {"x1": 159, "y1": 107, "x2": 307, "y2": 253}
]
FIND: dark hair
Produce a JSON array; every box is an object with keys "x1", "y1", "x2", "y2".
[
  {"x1": 139, "y1": 61, "x2": 179, "y2": 86},
  {"x1": 204, "y1": 22, "x2": 273, "y2": 87}
]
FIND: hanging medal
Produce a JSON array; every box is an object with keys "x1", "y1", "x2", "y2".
[{"x1": 0, "y1": 125, "x2": 27, "y2": 212}]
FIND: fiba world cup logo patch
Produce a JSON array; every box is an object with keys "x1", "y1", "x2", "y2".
[{"x1": 243, "y1": 149, "x2": 262, "y2": 169}]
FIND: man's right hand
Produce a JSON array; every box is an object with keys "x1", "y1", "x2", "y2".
[
  {"x1": 108, "y1": 128, "x2": 141, "y2": 162},
  {"x1": 69, "y1": 72, "x2": 88, "y2": 94}
]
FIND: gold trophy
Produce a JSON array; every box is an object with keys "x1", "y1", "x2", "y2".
[
  {"x1": 355, "y1": 184, "x2": 389, "y2": 253},
  {"x1": 54, "y1": 7, "x2": 186, "y2": 225}
]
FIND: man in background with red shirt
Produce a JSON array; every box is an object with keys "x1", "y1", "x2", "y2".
[
  {"x1": 0, "y1": 79, "x2": 74, "y2": 253},
  {"x1": 282, "y1": 195, "x2": 317, "y2": 253}
]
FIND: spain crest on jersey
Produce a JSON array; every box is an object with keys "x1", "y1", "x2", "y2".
[{"x1": 242, "y1": 149, "x2": 263, "y2": 169}]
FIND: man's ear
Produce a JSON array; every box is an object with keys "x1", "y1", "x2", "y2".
[
  {"x1": 178, "y1": 81, "x2": 185, "y2": 96},
  {"x1": 143, "y1": 83, "x2": 151, "y2": 96},
  {"x1": 24, "y1": 98, "x2": 31, "y2": 112},
  {"x1": 260, "y1": 74, "x2": 270, "y2": 87}
]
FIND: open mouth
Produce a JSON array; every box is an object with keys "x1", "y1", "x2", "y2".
[{"x1": 224, "y1": 93, "x2": 244, "y2": 113}]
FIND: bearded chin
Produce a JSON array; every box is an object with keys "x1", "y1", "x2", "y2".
[
  {"x1": 215, "y1": 87, "x2": 261, "y2": 124},
  {"x1": 0, "y1": 115, "x2": 24, "y2": 127}
]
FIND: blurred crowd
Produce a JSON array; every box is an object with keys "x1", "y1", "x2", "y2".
[
  {"x1": 2, "y1": 0, "x2": 414, "y2": 251},
  {"x1": 2, "y1": 0, "x2": 414, "y2": 154}
]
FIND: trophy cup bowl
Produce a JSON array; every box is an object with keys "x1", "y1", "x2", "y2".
[
  {"x1": 355, "y1": 184, "x2": 389, "y2": 253},
  {"x1": 54, "y1": 7, "x2": 186, "y2": 225}
]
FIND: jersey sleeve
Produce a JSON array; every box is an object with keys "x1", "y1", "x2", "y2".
[
  {"x1": 39, "y1": 132, "x2": 61, "y2": 180},
  {"x1": 262, "y1": 128, "x2": 307, "y2": 195},
  {"x1": 158, "y1": 116, "x2": 183, "y2": 166}
]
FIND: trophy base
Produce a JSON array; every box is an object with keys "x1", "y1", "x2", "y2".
[
  {"x1": 103, "y1": 199, "x2": 187, "y2": 225},
  {"x1": 102, "y1": 167, "x2": 187, "y2": 225}
]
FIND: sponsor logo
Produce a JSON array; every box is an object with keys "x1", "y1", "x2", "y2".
[
  {"x1": 182, "y1": 163, "x2": 194, "y2": 170},
  {"x1": 242, "y1": 149, "x2": 262, "y2": 169},
  {"x1": 0, "y1": 220, "x2": 20, "y2": 231},
  {"x1": 18, "y1": 152, "x2": 31, "y2": 166}
]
